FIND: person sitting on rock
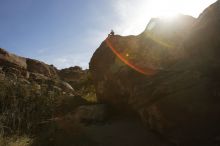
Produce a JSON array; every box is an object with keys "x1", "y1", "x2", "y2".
[{"x1": 109, "y1": 29, "x2": 115, "y2": 36}]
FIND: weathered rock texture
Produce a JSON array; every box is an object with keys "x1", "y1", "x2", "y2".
[
  {"x1": 90, "y1": 1, "x2": 220, "y2": 145},
  {"x1": 0, "y1": 48, "x2": 79, "y2": 95},
  {"x1": 26, "y1": 58, "x2": 58, "y2": 78},
  {"x1": 59, "y1": 66, "x2": 88, "y2": 90},
  {"x1": 0, "y1": 49, "x2": 97, "y2": 140}
]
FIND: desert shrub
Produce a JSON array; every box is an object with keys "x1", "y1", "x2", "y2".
[
  {"x1": 0, "y1": 80, "x2": 58, "y2": 135},
  {"x1": 80, "y1": 85, "x2": 97, "y2": 102},
  {"x1": 74, "y1": 72, "x2": 97, "y2": 102},
  {"x1": 0, "y1": 135, "x2": 32, "y2": 146}
]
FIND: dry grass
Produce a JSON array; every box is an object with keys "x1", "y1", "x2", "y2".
[
  {"x1": 0, "y1": 135, "x2": 32, "y2": 146},
  {"x1": 0, "y1": 80, "x2": 58, "y2": 135},
  {"x1": 0, "y1": 78, "x2": 95, "y2": 145}
]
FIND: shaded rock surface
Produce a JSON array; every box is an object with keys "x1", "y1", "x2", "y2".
[
  {"x1": 74, "y1": 104, "x2": 108, "y2": 124},
  {"x1": 90, "y1": 1, "x2": 220, "y2": 145},
  {"x1": 84, "y1": 115, "x2": 173, "y2": 146},
  {"x1": 59, "y1": 66, "x2": 97, "y2": 102},
  {"x1": 59, "y1": 66, "x2": 88, "y2": 90},
  {"x1": 32, "y1": 103, "x2": 173, "y2": 146}
]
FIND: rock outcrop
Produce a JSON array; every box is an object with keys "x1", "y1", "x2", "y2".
[
  {"x1": 90, "y1": 1, "x2": 220, "y2": 145},
  {"x1": 26, "y1": 58, "x2": 58, "y2": 78},
  {"x1": 0, "y1": 49, "x2": 97, "y2": 142},
  {"x1": 0, "y1": 47, "x2": 96, "y2": 103},
  {"x1": 90, "y1": 14, "x2": 195, "y2": 109},
  {"x1": 0, "y1": 48, "x2": 27, "y2": 69},
  {"x1": 0, "y1": 48, "x2": 76, "y2": 96},
  {"x1": 59, "y1": 66, "x2": 97, "y2": 102},
  {"x1": 59, "y1": 66, "x2": 87, "y2": 90}
]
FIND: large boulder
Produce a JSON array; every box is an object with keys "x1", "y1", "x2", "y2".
[
  {"x1": 59, "y1": 66, "x2": 88, "y2": 90},
  {"x1": 59, "y1": 66, "x2": 84, "y2": 81},
  {"x1": 0, "y1": 48, "x2": 76, "y2": 97},
  {"x1": 0, "y1": 48, "x2": 27, "y2": 69},
  {"x1": 26, "y1": 58, "x2": 58, "y2": 78},
  {"x1": 59, "y1": 67, "x2": 96, "y2": 102},
  {"x1": 89, "y1": 2, "x2": 220, "y2": 145},
  {"x1": 0, "y1": 48, "x2": 59, "y2": 79},
  {"x1": 0, "y1": 48, "x2": 28, "y2": 78},
  {"x1": 90, "y1": 14, "x2": 195, "y2": 110}
]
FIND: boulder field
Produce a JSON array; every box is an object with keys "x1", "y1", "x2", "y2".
[{"x1": 0, "y1": 48, "x2": 89, "y2": 96}]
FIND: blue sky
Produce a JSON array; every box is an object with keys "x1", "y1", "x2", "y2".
[{"x1": 0, "y1": 0, "x2": 216, "y2": 69}]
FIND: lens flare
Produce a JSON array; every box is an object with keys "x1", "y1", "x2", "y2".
[{"x1": 105, "y1": 37, "x2": 157, "y2": 76}]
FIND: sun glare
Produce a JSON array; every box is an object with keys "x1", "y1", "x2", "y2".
[
  {"x1": 147, "y1": 0, "x2": 217, "y2": 18},
  {"x1": 151, "y1": 10, "x2": 179, "y2": 19},
  {"x1": 115, "y1": 0, "x2": 217, "y2": 35}
]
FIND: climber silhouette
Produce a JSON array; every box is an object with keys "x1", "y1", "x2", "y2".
[{"x1": 109, "y1": 29, "x2": 115, "y2": 37}]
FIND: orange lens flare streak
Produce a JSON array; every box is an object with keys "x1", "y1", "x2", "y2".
[{"x1": 105, "y1": 37, "x2": 156, "y2": 76}]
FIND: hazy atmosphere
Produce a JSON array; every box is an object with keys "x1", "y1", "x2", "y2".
[
  {"x1": 1, "y1": 0, "x2": 220, "y2": 146},
  {"x1": 0, "y1": 0, "x2": 216, "y2": 69}
]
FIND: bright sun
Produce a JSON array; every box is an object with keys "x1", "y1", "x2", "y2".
[
  {"x1": 147, "y1": 0, "x2": 216, "y2": 18},
  {"x1": 116, "y1": 0, "x2": 217, "y2": 35},
  {"x1": 148, "y1": 1, "x2": 180, "y2": 18}
]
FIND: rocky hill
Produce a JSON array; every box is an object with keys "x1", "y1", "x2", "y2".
[
  {"x1": 0, "y1": 47, "x2": 170, "y2": 146},
  {"x1": 90, "y1": 1, "x2": 220, "y2": 145},
  {"x1": 0, "y1": 47, "x2": 100, "y2": 146},
  {"x1": 0, "y1": 47, "x2": 94, "y2": 97}
]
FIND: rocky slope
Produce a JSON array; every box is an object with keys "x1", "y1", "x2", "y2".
[
  {"x1": 0, "y1": 47, "x2": 99, "y2": 146},
  {"x1": 0, "y1": 48, "x2": 94, "y2": 97},
  {"x1": 90, "y1": 1, "x2": 220, "y2": 145},
  {"x1": 0, "y1": 48, "x2": 171, "y2": 146}
]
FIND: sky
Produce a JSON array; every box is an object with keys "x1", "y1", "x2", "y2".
[{"x1": 0, "y1": 0, "x2": 217, "y2": 69}]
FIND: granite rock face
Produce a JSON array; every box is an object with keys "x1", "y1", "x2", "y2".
[
  {"x1": 90, "y1": 14, "x2": 195, "y2": 110},
  {"x1": 90, "y1": 1, "x2": 220, "y2": 145}
]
